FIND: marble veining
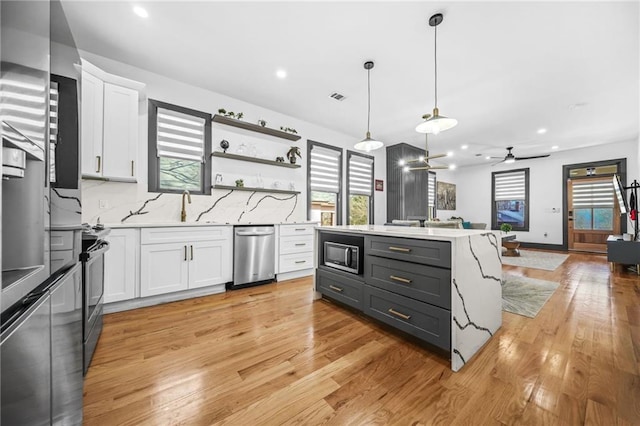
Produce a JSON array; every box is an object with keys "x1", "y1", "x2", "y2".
[
  {"x1": 452, "y1": 278, "x2": 493, "y2": 337},
  {"x1": 121, "y1": 193, "x2": 163, "y2": 222},
  {"x1": 196, "y1": 190, "x2": 234, "y2": 222}
]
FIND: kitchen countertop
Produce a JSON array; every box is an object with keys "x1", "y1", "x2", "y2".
[
  {"x1": 317, "y1": 225, "x2": 494, "y2": 242},
  {"x1": 105, "y1": 221, "x2": 319, "y2": 229}
]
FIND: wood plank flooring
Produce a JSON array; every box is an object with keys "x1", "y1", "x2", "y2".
[{"x1": 83, "y1": 252, "x2": 640, "y2": 425}]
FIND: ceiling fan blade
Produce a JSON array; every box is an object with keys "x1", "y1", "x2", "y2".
[
  {"x1": 515, "y1": 154, "x2": 551, "y2": 160},
  {"x1": 489, "y1": 156, "x2": 504, "y2": 159},
  {"x1": 407, "y1": 166, "x2": 431, "y2": 171},
  {"x1": 424, "y1": 153, "x2": 447, "y2": 160},
  {"x1": 428, "y1": 165, "x2": 450, "y2": 170},
  {"x1": 491, "y1": 160, "x2": 506, "y2": 167}
]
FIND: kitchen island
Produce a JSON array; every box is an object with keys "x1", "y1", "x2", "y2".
[{"x1": 315, "y1": 225, "x2": 502, "y2": 371}]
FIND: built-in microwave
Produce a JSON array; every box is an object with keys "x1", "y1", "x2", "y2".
[{"x1": 324, "y1": 242, "x2": 361, "y2": 274}]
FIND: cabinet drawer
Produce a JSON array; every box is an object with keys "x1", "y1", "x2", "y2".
[
  {"x1": 279, "y1": 235, "x2": 314, "y2": 255},
  {"x1": 317, "y1": 269, "x2": 363, "y2": 310},
  {"x1": 365, "y1": 236, "x2": 451, "y2": 268},
  {"x1": 279, "y1": 252, "x2": 314, "y2": 273},
  {"x1": 141, "y1": 226, "x2": 232, "y2": 244},
  {"x1": 279, "y1": 224, "x2": 315, "y2": 237},
  {"x1": 364, "y1": 256, "x2": 451, "y2": 309},
  {"x1": 364, "y1": 285, "x2": 450, "y2": 350}
]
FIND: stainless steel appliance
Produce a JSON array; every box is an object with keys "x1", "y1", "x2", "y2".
[
  {"x1": 80, "y1": 226, "x2": 110, "y2": 374},
  {"x1": 320, "y1": 232, "x2": 364, "y2": 275},
  {"x1": 232, "y1": 225, "x2": 275, "y2": 288},
  {"x1": 1, "y1": 264, "x2": 83, "y2": 425},
  {"x1": 324, "y1": 242, "x2": 361, "y2": 274}
]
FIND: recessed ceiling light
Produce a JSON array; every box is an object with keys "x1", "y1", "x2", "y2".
[
  {"x1": 276, "y1": 69, "x2": 287, "y2": 79},
  {"x1": 447, "y1": 151, "x2": 454, "y2": 157},
  {"x1": 551, "y1": 145, "x2": 559, "y2": 150},
  {"x1": 569, "y1": 102, "x2": 588, "y2": 110},
  {"x1": 461, "y1": 145, "x2": 468, "y2": 150},
  {"x1": 485, "y1": 156, "x2": 491, "y2": 160},
  {"x1": 133, "y1": 6, "x2": 149, "y2": 18},
  {"x1": 449, "y1": 164, "x2": 457, "y2": 170},
  {"x1": 537, "y1": 128, "x2": 547, "y2": 134}
]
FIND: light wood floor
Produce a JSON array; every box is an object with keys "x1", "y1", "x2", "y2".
[{"x1": 83, "y1": 252, "x2": 640, "y2": 425}]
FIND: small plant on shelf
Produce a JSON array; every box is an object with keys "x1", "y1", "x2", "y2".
[
  {"x1": 280, "y1": 126, "x2": 298, "y2": 134},
  {"x1": 500, "y1": 223, "x2": 513, "y2": 233},
  {"x1": 286, "y1": 146, "x2": 301, "y2": 165},
  {"x1": 217, "y1": 108, "x2": 244, "y2": 120},
  {"x1": 235, "y1": 179, "x2": 244, "y2": 188},
  {"x1": 275, "y1": 156, "x2": 285, "y2": 163}
]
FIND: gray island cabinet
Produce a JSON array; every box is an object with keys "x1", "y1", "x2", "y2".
[{"x1": 314, "y1": 225, "x2": 502, "y2": 372}]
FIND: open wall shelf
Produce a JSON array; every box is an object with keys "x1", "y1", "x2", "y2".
[
  {"x1": 212, "y1": 115, "x2": 301, "y2": 141},
  {"x1": 212, "y1": 184, "x2": 300, "y2": 195},
  {"x1": 212, "y1": 152, "x2": 300, "y2": 168}
]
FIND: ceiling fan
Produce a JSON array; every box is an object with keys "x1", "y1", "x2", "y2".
[
  {"x1": 490, "y1": 146, "x2": 550, "y2": 166},
  {"x1": 402, "y1": 115, "x2": 449, "y2": 171}
]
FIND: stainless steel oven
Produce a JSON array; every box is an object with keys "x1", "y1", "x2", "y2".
[{"x1": 80, "y1": 228, "x2": 109, "y2": 374}]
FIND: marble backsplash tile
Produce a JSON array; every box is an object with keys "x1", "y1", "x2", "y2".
[{"x1": 82, "y1": 180, "x2": 303, "y2": 225}]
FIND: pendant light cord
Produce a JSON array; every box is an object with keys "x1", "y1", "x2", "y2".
[
  {"x1": 367, "y1": 68, "x2": 371, "y2": 134},
  {"x1": 434, "y1": 23, "x2": 438, "y2": 109}
]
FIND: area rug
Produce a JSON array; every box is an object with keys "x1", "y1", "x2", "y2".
[
  {"x1": 502, "y1": 274, "x2": 559, "y2": 318},
  {"x1": 501, "y1": 249, "x2": 569, "y2": 271}
]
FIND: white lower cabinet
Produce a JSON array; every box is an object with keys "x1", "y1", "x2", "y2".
[
  {"x1": 104, "y1": 228, "x2": 139, "y2": 303},
  {"x1": 277, "y1": 223, "x2": 317, "y2": 280},
  {"x1": 140, "y1": 226, "x2": 232, "y2": 297}
]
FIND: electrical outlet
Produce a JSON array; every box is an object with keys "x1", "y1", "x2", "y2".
[{"x1": 99, "y1": 199, "x2": 108, "y2": 209}]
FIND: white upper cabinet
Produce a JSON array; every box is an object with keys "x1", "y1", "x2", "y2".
[{"x1": 80, "y1": 60, "x2": 143, "y2": 182}]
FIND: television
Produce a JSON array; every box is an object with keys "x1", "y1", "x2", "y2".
[{"x1": 613, "y1": 174, "x2": 628, "y2": 214}]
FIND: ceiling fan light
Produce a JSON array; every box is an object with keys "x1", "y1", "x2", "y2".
[
  {"x1": 505, "y1": 158, "x2": 516, "y2": 164},
  {"x1": 354, "y1": 134, "x2": 383, "y2": 152}
]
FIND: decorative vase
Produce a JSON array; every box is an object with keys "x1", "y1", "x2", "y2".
[{"x1": 289, "y1": 156, "x2": 296, "y2": 165}]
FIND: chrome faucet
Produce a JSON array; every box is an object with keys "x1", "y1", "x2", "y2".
[{"x1": 181, "y1": 190, "x2": 191, "y2": 222}]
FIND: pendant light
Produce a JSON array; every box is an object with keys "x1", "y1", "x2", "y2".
[
  {"x1": 354, "y1": 61, "x2": 383, "y2": 152},
  {"x1": 401, "y1": 114, "x2": 450, "y2": 171},
  {"x1": 415, "y1": 13, "x2": 458, "y2": 135}
]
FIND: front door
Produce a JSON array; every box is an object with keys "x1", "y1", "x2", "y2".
[{"x1": 568, "y1": 176, "x2": 621, "y2": 252}]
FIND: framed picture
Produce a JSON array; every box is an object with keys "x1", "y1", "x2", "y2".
[
  {"x1": 375, "y1": 179, "x2": 384, "y2": 191},
  {"x1": 437, "y1": 181, "x2": 456, "y2": 210}
]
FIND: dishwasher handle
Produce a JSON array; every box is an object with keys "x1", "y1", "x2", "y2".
[{"x1": 235, "y1": 230, "x2": 274, "y2": 236}]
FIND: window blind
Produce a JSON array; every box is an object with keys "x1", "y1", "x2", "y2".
[
  {"x1": 156, "y1": 107, "x2": 205, "y2": 162},
  {"x1": 349, "y1": 155, "x2": 373, "y2": 196},
  {"x1": 494, "y1": 170, "x2": 526, "y2": 200},
  {"x1": 428, "y1": 173, "x2": 436, "y2": 207},
  {"x1": 310, "y1": 145, "x2": 341, "y2": 193},
  {"x1": 572, "y1": 180, "x2": 614, "y2": 208},
  {"x1": 49, "y1": 83, "x2": 59, "y2": 183}
]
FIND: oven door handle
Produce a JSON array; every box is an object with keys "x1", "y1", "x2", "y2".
[
  {"x1": 344, "y1": 247, "x2": 351, "y2": 267},
  {"x1": 87, "y1": 241, "x2": 110, "y2": 258}
]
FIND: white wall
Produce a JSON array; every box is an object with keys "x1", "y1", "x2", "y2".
[
  {"x1": 78, "y1": 49, "x2": 387, "y2": 225},
  {"x1": 434, "y1": 140, "x2": 639, "y2": 244}
]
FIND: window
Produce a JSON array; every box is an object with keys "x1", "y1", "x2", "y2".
[
  {"x1": 492, "y1": 168, "x2": 529, "y2": 231},
  {"x1": 308, "y1": 140, "x2": 342, "y2": 225},
  {"x1": 571, "y1": 178, "x2": 615, "y2": 231},
  {"x1": 428, "y1": 171, "x2": 436, "y2": 219},
  {"x1": 347, "y1": 150, "x2": 374, "y2": 225},
  {"x1": 148, "y1": 99, "x2": 211, "y2": 194}
]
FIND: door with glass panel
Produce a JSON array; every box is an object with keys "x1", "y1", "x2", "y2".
[{"x1": 568, "y1": 176, "x2": 620, "y2": 252}]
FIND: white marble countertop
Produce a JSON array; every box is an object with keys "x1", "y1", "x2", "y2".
[
  {"x1": 105, "y1": 221, "x2": 319, "y2": 229},
  {"x1": 317, "y1": 225, "x2": 493, "y2": 242}
]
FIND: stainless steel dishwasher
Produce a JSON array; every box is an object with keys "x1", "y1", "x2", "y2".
[{"x1": 232, "y1": 225, "x2": 275, "y2": 288}]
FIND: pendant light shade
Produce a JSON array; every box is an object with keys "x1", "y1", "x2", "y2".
[
  {"x1": 355, "y1": 61, "x2": 383, "y2": 152},
  {"x1": 416, "y1": 13, "x2": 457, "y2": 135}
]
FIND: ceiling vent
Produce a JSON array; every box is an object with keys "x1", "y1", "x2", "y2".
[{"x1": 329, "y1": 92, "x2": 346, "y2": 101}]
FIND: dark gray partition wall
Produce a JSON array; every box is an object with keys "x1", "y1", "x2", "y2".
[{"x1": 386, "y1": 143, "x2": 429, "y2": 221}]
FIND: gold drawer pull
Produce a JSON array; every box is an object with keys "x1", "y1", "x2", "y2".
[
  {"x1": 389, "y1": 246, "x2": 411, "y2": 253},
  {"x1": 329, "y1": 285, "x2": 343, "y2": 293},
  {"x1": 295, "y1": 228, "x2": 306, "y2": 231},
  {"x1": 390, "y1": 275, "x2": 412, "y2": 284},
  {"x1": 295, "y1": 243, "x2": 306, "y2": 246},
  {"x1": 388, "y1": 308, "x2": 411, "y2": 320},
  {"x1": 295, "y1": 260, "x2": 307, "y2": 264}
]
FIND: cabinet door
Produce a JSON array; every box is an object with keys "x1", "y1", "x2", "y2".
[
  {"x1": 80, "y1": 70, "x2": 104, "y2": 177},
  {"x1": 140, "y1": 242, "x2": 189, "y2": 297},
  {"x1": 104, "y1": 229, "x2": 139, "y2": 303},
  {"x1": 188, "y1": 239, "x2": 232, "y2": 289},
  {"x1": 102, "y1": 83, "x2": 138, "y2": 181}
]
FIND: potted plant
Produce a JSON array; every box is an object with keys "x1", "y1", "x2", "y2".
[
  {"x1": 287, "y1": 146, "x2": 301, "y2": 164},
  {"x1": 217, "y1": 108, "x2": 244, "y2": 120},
  {"x1": 235, "y1": 179, "x2": 244, "y2": 188},
  {"x1": 280, "y1": 126, "x2": 298, "y2": 134},
  {"x1": 500, "y1": 223, "x2": 513, "y2": 233}
]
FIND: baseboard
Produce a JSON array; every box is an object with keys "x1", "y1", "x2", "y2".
[
  {"x1": 518, "y1": 242, "x2": 566, "y2": 251},
  {"x1": 276, "y1": 268, "x2": 314, "y2": 282},
  {"x1": 104, "y1": 284, "x2": 227, "y2": 314}
]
